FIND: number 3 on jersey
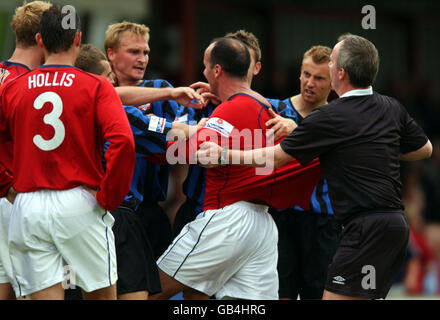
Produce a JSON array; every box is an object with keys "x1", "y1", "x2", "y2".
[{"x1": 33, "y1": 91, "x2": 65, "y2": 151}]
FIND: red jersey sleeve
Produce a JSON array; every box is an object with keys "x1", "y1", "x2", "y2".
[
  {"x1": 94, "y1": 79, "x2": 135, "y2": 211},
  {"x1": 0, "y1": 83, "x2": 14, "y2": 175}
]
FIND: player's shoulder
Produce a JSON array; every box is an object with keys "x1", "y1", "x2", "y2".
[
  {"x1": 0, "y1": 60, "x2": 30, "y2": 73},
  {"x1": 266, "y1": 97, "x2": 290, "y2": 106},
  {"x1": 142, "y1": 79, "x2": 174, "y2": 88}
]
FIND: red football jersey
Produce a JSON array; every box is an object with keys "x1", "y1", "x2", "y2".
[
  {"x1": 0, "y1": 60, "x2": 31, "y2": 197},
  {"x1": 185, "y1": 93, "x2": 322, "y2": 211},
  {"x1": 0, "y1": 65, "x2": 135, "y2": 211}
]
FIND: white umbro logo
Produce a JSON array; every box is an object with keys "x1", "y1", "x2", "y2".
[{"x1": 332, "y1": 276, "x2": 345, "y2": 285}]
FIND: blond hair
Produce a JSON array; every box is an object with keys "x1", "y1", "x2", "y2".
[
  {"x1": 11, "y1": 1, "x2": 52, "y2": 47},
  {"x1": 303, "y1": 45, "x2": 332, "y2": 64},
  {"x1": 225, "y1": 29, "x2": 261, "y2": 62},
  {"x1": 104, "y1": 21, "x2": 150, "y2": 53}
]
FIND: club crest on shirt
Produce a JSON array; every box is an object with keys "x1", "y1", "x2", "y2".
[
  {"x1": 204, "y1": 117, "x2": 234, "y2": 137},
  {"x1": 0, "y1": 68, "x2": 11, "y2": 85},
  {"x1": 138, "y1": 103, "x2": 151, "y2": 113}
]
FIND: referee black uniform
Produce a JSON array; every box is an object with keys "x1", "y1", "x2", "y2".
[{"x1": 279, "y1": 88, "x2": 429, "y2": 299}]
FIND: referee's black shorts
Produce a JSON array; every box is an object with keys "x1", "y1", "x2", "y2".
[
  {"x1": 270, "y1": 209, "x2": 341, "y2": 299},
  {"x1": 111, "y1": 206, "x2": 162, "y2": 295},
  {"x1": 325, "y1": 210, "x2": 409, "y2": 299}
]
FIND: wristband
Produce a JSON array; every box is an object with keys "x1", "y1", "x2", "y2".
[{"x1": 220, "y1": 147, "x2": 229, "y2": 165}]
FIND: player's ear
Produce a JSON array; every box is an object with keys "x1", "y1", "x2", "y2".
[
  {"x1": 107, "y1": 48, "x2": 115, "y2": 63},
  {"x1": 214, "y1": 64, "x2": 221, "y2": 78},
  {"x1": 35, "y1": 33, "x2": 44, "y2": 49},
  {"x1": 253, "y1": 61, "x2": 262, "y2": 76},
  {"x1": 74, "y1": 31, "x2": 82, "y2": 47}
]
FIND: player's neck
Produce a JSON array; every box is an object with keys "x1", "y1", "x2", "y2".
[
  {"x1": 9, "y1": 46, "x2": 42, "y2": 70},
  {"x1": 220, "y1": 79, "x2": 252, "y2": 101},
  {"x1": 291, "y1": 94, "x2": 327, "y2": 118},
  {"x1": 44, "y1": 51, "x2": 77, "y2": 67}
]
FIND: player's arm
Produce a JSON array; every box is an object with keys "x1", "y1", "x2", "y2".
[
  {"x1": 115, "y1": 86, "x2": 205, "y2": 109},
  {"x1": 95, "y1": 80, "x2": 136, "y2": 211},
  {"x1": 197, "y1": 143, "x2": 292, "y2": 168},
  {"x1": 168, "y1": 118, "x2": 208, "y2": 141},
  {"x1": 197, "y1": 107, "x2": 331, "y2": 169},
  {"x1": 0, "y1": 92, "x2": 14, "y2": 193},
  {"x1": 125, "y1": 105, "x2": 207, "y2": 150},
  {"x1": 399, "y1": 140, "x2": 432, "y2": 161}
]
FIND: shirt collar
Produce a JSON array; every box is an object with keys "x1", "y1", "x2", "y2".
[{"x1": 340, "y1": 86, "x2": 373, "y2": 98}]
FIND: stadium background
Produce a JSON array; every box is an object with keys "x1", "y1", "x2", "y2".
[{"x1": 0, "y1": 0, "x2": 439, "y2": 299}]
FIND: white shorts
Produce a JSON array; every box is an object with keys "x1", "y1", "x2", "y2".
[
  {"x1": 8, "y1": 186, "x2": 117, "y2": 297},
  {"x1": 157, "y1": 201, "x2": 279, "y2": 300},
  {"x1": 0, "y1": 198, "x2": 15, "y2": 285}
]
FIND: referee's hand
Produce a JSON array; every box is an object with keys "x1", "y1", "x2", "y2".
[{"x1": 197, "y1": 142, "x2": 222, "y2": 168}]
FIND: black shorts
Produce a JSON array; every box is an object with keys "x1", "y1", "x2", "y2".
[
  {"x1": 325, "y1": 211, "x2": 409, "y2": 299},
  {"x1": 271, "y1": 210, "x2": 341, "y2": 299},
  {"x1": 137, "y1": 200, "x2": 172, "y2": 260},
  {"x1": 111, "y1": 206, "x2": 162, "y2": 295}
]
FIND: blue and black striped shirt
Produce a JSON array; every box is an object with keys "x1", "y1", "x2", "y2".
[{"x1": 268, "y1": 97, "x2": 333, "y2": 215}]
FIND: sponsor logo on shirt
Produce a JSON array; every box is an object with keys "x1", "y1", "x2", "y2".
[{"x1": 204, "y1": 117, "x2": 234, "y2": 137}]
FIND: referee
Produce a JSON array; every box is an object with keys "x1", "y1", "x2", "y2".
[{"x1": 197, "y1": 33, "x2": 432, "y2": 300}]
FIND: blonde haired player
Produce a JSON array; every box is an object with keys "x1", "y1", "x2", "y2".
[{"x1": 0, "y1": 0, "x2": 52, "y2": 300}]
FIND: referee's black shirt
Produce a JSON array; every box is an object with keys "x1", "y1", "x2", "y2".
[{"x1": 280, "y1": 90, "x2": 428, "y2": 224}]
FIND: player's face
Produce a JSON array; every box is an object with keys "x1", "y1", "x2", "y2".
[
  {"x1": 329, "y1": 41, "x2": 342, "y2": 93},
  {"x1": 300, "y1": 57, "x2": 331, "y2": 105},
  {"x1": 108, "y1": 31, "x2": 150, "y2": 86},
  {"x1": 203, "y1": 45, "x2": 218, "y2": 95},
  {"x1": 100, "y1": 60, "x2": 115, "y2": 84}
]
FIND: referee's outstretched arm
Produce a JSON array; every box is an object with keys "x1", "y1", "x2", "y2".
[{"x1": 399, "y1": 140, "x2": 432, "y2": 161}]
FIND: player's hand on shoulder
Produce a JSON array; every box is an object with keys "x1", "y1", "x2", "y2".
[{"x1": 265, "y1": 108, "x2": 297, "y2": 141}]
